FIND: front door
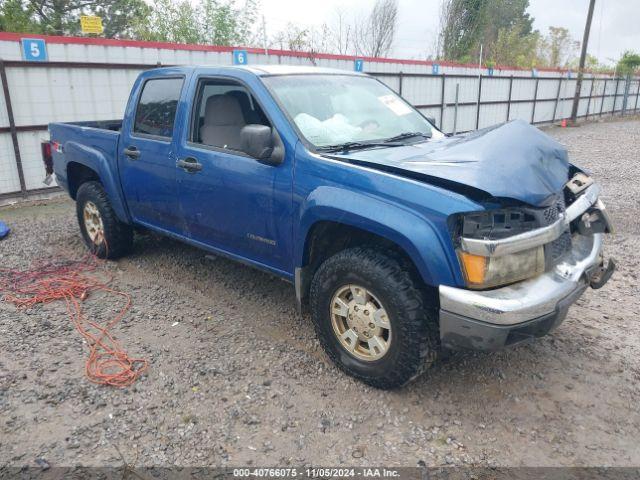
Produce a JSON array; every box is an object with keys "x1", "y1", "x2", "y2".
[
  {"x1": 119, "y1": 74, "x2": 185, "y2": 233},
  {"x1": 176, "y1": 77, "x2": 293, "y2": 273}
]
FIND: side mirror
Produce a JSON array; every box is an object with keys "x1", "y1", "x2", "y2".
[
  {"x1": 426, "y1": 116, "x2": 436, "y2": 126},
  {"x1": 241, "y1": 124, "x2": 274, "y2": 160}
]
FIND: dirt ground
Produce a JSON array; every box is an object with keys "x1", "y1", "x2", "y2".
[{"x1": 1, "y1": 117, "x2": 639, "y2": 469}]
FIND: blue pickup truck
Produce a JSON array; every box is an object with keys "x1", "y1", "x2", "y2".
[{"x1": 49, "y1": 65, "x2": 615, "y2": 388}]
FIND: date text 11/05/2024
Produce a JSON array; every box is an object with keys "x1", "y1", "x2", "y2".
[{"x1": 233, "y1": 468, "x2": 402, "y2": 478}]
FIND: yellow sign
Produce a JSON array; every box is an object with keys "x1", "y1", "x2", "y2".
[{"x1": 80, "y1": 16, "x2": 104, "y2": 34}]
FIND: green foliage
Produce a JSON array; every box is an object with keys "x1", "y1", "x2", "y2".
[
  {"x1": 93, "y1": 0, "x2": 151, "y2": 39},
  {"x1": 617, "y1": 51, "x2": 640, "y2": 76},
  {"x1": 0, "y1": 0, "x2": 42, "y2": 33},
  {"x1": 440, "y1": 0, "x2": 533, "y2": 61},
  {"x1": 0, "y1": 0, "x2": 150, "y2": 38},
  {"x1": 135, "y1": 0, "x2": 259, "y2": 46},
  {"x1": 491, "y1": 22, "x2": 540, "y2": 68},
  {"x1": 439, "y1": 1, "x2": 588, "y2": 70},
  {"x1": 539, "y1": 26, "x2": 579, "y2": 68}
]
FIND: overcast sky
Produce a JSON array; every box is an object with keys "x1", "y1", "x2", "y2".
[{"x1": 259, "y1": 0, "x2": 639, "y2": 66}]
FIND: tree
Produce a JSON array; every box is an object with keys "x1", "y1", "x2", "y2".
[
  {"x1": 617, "y1": 51, "x2": 640, "y2": 76},
  {"x1": 0, "y1": 0, "x2": 150, "y2": 38},
  {"x1": 353, "y1": 0, "x2": 398, "y2": 57},
  {"x1": 272, "y1": 23, "x2": 310, "y2": 51},
  {"x1": 491, "y1": 22, "x2": 540, "y2": 68},
  {"x1": 134, "y1": 0, "x2": 201, "y2": 43},
  {"x1": 0, "y1": 0, "x2": 42, "y2": 33},
  {"x1": 543, "y1": 26, "x2": 579, "y2": 68},
  {"x1": 438, "y1": 0, "x2": 534, "y2": 63},
  {"x1": 135, "y1": 0, "x2": 259, "y2": 46},
  {"x1": 92, "y1": 0, "x2": 150, "y2": 39},
  {"x1": 328, "y1": 8, "x2": 353, "y2": 56},
  {"x1": 200, "y1": 0, "x2": 259, "y2": 46}
]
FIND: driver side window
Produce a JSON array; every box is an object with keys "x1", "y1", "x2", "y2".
[{"x1": 191, "y1": 79, "x2": 270, "y2": 152}]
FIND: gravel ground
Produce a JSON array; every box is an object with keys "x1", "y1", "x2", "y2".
[{"x1": 1, "y1": 117, "x2": 639, "y2": 469}]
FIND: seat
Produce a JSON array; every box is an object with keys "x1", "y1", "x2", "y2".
[
  {"x1": 201, "y1": 94, "x2": 246, "y2": 150},
  {"x1": 227, "y1": 90, "x2": 262, "y2": 125}
]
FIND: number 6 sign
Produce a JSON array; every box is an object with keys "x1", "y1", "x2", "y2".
[
  {"x1": 21, "y1": 38, "x2": 48, "y2": 62},
  {"x1": 233, "y1": 50, "x2": 248, "y2": 65}
]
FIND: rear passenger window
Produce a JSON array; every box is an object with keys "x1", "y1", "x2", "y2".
[{"x1": 134, "y1": 78, "x2": 184, "y2": 138}]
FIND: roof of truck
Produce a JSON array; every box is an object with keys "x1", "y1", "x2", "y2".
[
  {"x1": 238, "y1": 65, "x2": 364, "y2": 76},
  {"x1": 155, "y1": 64, "x2": 365, "y2": 76}
]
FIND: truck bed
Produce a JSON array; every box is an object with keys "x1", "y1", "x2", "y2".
[
  {"x1": 59, "y1": 119, "x2": 123, "y2": 131},
  {"x1": 49, "y1": 119, "x2": 123, "y2": 198}
]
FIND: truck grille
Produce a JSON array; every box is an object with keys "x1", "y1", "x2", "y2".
[{"x1": 541, "y1": 196, "x2": 572, "y2": 262}]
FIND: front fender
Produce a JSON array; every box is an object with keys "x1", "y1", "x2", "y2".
[
  {"x1": 296, "y1": 186, "x2": 463, "y2": 288},
  {"x1": 64, "y1": 141, "x2": 131, "y2": 224}
]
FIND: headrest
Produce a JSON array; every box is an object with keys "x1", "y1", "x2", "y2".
[{"x1": 204, "y1": 94, "x2": 245, "y2": 126}]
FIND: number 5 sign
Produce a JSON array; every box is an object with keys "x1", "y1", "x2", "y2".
[{"x1": 21, "y1": 38, "x2": 48, "y2": 62}]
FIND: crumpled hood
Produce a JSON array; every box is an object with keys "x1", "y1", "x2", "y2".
[{"x1": 333, "y1": 119, "x2": 570, "y2": 207}]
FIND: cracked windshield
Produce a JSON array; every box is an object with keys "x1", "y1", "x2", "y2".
[{"x1": 264, "y1": 74, "x2": 444, "y2": 148}]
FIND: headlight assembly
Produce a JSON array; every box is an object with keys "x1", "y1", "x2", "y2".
[
  {"x1": 458, "y1": 247, "x2": 545, "y2": 289},
  {"x1": 454, "y1": 208, "x2": 545, "y2": 289}
]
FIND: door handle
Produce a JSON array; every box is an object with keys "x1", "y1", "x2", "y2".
[
  {"x1": 123, "y1": 146, "x2": 140, "y2": 159},
  {"x1": 177, "y1": 157, "x2": 203, "y2": 173}
]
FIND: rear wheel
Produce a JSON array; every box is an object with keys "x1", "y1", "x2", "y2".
[
  {"x1": 310, "y1": 247, "x2": 439, "y2": 389},
  {"x1": 76, "y1": 181, "x2": 133, "y2": 259}
]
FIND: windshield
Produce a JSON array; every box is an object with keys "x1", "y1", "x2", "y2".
[{"x1": 262, "y1": 74, "x2": 443, "y2": 148}]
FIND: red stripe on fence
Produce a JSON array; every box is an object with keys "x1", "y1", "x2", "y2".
[{"x1": 0, "y1": 31, "x2": 596, "y2": 74}]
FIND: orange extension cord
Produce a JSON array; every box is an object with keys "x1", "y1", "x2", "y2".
[{"x1": 0, "y1": 247, "x2": 148, "y2": 387}]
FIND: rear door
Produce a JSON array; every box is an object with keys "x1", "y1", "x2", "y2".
[{"x1": 119, "y1": 72, "x2": 186, "y2": 233}]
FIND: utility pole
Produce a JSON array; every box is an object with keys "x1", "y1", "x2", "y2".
[
  {"x1": 570, "y1": 0, "x2": 596, "y2": 124},
  {"x1": 262, "y1": 15, "x2": 268, "y2": 57}
]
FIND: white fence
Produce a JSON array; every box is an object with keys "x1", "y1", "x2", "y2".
[{"x1": 1, "y1": 32, "x2": 638, "y2": 199}]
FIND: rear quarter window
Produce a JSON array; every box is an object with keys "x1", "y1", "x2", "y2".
[{"x1": 133, "y1": 78, "x2": 184, "y2": 138}]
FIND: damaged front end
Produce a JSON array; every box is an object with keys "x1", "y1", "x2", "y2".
[{"x1": 439, "y1": 171, "x2": 615, "y2": 351}]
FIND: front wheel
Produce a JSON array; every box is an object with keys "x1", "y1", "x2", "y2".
[
  {"x1": 76, "y1": 181, "x2": 133, "y2": 259},
  {"x1": 309, "y1": 247, "x2": 439, "y2": 389}
]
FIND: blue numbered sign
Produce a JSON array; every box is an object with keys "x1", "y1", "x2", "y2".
[
  {"x1": 354, "y1": 59, "x2": 364, "y2": 72},
  {"x1": 432, "y1": 63, "x2": 440, "y2": 74},
  {"x1": 233, "y1": 50, "x2": 248, "y2": 65},
  {"x1": 21, "y1": 38, "x2": 48, "y2": 62}
]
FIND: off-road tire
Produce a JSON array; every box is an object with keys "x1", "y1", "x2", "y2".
[
  {"x1": 76, "y1": 181, "x2": 133, "y2": 259},
  {"x1": 310, "y1": 246, "x2": 439, "y2": 389}
]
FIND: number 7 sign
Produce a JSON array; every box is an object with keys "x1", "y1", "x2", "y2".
[{"x1": 21, "y1": 38, "x2": 48, "y2": 62}]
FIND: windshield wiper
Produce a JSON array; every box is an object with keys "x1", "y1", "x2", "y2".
[
  {"x1": 316, "y1": 141, "x2": 403, "y2": 153},
  {"x1": 383, "y1": 131, "x2": 431, "y2": 143}
]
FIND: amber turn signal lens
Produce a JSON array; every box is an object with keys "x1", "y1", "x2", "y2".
[{"x1": 458, "y1": 251, "x2": 487, "y2": 285}]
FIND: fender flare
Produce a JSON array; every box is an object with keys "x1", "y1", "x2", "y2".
[
  {"x1": 64, "y1": 141, "x2": 131, "y2": 224},
  {"x1": 295, "y1": 186, "x2": 461, "y2": 290}
]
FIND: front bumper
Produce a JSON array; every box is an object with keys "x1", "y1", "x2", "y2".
[{"x1": 439, "y1": 230, "x2": 615, "y2": 351}]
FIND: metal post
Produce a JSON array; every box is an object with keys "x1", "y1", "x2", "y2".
[
  {"x1": 531, "y1": 78, "x2": 539, "y2": 123},
  {"x1": 453, "y1": 83, "x2": 460, "y2": 135},
  {"x1": 0, "y1": 60, "x2": 27, "y2": 196},
  {"x1": 506, "y1": 75, "x2": 514, "y2": 121},
  {"x1": 585, "y1": 76, "x2": 595, "y2": 119},
  {"x1": 613, "y1": 77, "x2": 620, "y2": 114},
  {"x1": 622, "y1": 74, "x2": 631, "y2": 116},
  {"x1": 475, "y1": 75, "x2": 483, "y2": 130},
  {"x1": 440, "y1": 74, "x2": 446, "y2": 129},
  {"x1": 634, "y1": 79, "x2": 640, "y2": 112},
  {"x1": 398, "y1": 71, "x2": 403, "y2": 96},
  {"x1": 599, "y1": 79, "x2": 607, "y2": 116},
  {"x1": 552, "y1": 77, "x2": 563, "y2": 122},
  {"x1": 570, "y1": 0, "x2": 596, "y2": 123}
]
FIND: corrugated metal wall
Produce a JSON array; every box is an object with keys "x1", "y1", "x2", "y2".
[{"x1": 1, "y1": 33, "x2": 638, "y2": 198}]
